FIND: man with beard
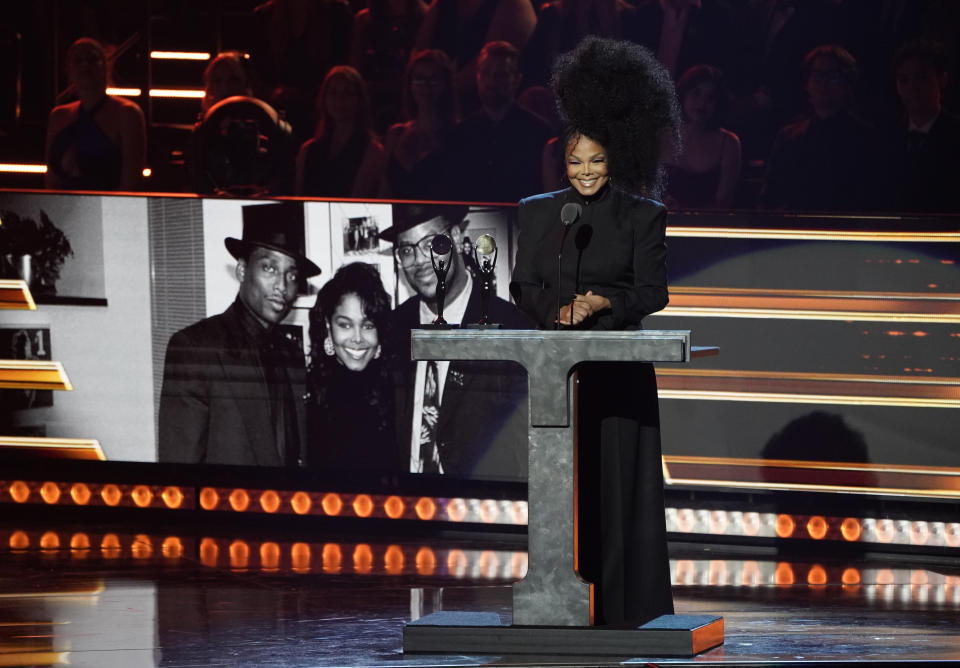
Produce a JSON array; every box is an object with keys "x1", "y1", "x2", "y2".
[
  {"x1": 442, "y1": 41, "x2": 553, "y2": 203},
  {"x1": 158, "y1": 202, "x2": 321, "y2": 466},
  {"x1": 381, "y1": 203, "x2": 533, "y2": 479}
]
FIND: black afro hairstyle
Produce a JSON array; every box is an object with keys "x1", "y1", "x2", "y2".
[{"x1": 551, "y1": 36, "x2": 680, "y2": 198}]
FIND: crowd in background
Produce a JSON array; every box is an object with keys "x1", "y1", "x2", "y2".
[{"x1": 42, "y1": 0, "x2": 960, "y2": 214}]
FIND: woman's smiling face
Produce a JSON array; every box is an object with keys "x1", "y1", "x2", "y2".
[
  {"x1": 566, "y1": 134, "x2": 610, "y2": 197},
  {"x1": 328, "y1": 293, "x2": 379, "y2": 371}
]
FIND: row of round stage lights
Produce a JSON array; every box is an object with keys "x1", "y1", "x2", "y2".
[{"x1": 0, "y1": 480, "x2": 527, "y2": 524}]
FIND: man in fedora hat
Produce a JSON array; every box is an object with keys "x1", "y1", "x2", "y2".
[
  {"x1": 380, "y1": 203, "x2": 533, "y2": 480},
  {"x1": 158, "y1": 201, "x2": 321, "y2": 466}
]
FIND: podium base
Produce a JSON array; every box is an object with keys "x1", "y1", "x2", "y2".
[{"x1": 403, "y1": 612, "x2": 723, "y2": 657}]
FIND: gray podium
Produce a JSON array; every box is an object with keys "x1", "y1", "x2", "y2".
[{"x1": 403, "y1": 329, "x2": 723, "y2": 657}]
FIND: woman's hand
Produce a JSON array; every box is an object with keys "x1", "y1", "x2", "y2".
[{"x1": 557, "y1": 291, "x2": 611, "y2": 326}]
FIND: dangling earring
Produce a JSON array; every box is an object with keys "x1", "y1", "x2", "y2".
[
  {"x1": 374, "y1": 344, "x2": 382, "y2": 360},
  {"x1": 323, "y1": 336, "x2": 335, "y2": 356}
]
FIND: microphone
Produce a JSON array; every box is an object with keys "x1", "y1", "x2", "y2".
[
  {"x1": 557, "y1": 203, "x2": 582, "y2": 328},
  {"x1": 429, "y1": 234, "x2": 453, "y2": 326}
]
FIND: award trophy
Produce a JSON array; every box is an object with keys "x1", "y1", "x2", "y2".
[
  {"x1": 427, "y1": 233, "x2": 453, "y2": 327},
  {"x1": 466, "y1": 233, "x2": 499, "y2": 328}
]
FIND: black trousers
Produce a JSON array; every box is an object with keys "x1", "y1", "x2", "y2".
[{"x1": 575, "y1": 361, "x2": 674, "y2": 626}]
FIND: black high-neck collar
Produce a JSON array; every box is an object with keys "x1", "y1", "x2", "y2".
[{"x1": 566, "y1": 182, "x2": 612, "y2": 206}]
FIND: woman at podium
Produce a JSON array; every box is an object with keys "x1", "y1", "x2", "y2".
[{"x1": 512, "y1": 37, "x2": 681, "y2": 627}]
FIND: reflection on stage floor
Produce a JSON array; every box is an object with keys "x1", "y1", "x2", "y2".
[{"x1": 1, "y1": 528, "x2": 959, "y2": 667}]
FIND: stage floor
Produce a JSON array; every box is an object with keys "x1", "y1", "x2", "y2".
[{"x1": 1, "y1": 527, "x2": 959, "y2": 667}]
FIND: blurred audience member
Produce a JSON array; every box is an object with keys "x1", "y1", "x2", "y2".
[
  {"x1": 200, "y1": 52, "x2": 253, "y2": 115},
  {"x1": 295, "y1": 66, "x2": 385, "y2": 198},
  {"x1": 414, "y1": 0, "x2": 537, "y2": 114},
  {"x1": 306, "y1": 262, "x2": 397, "y2": 473},
  {"x1": 761, "y1": 45, "x2": 879, "y2": 212},
  {"x1": 443, "y1": 41, "x2": 552, "y2": 203},
  {"x1": 350, "y1": 0, "x2": 427, "y2": 133},
  {"x1": 664, "y1": 65, "x2": 742, "y2": 209},
  {"x1": 885, "y1": 40, "x2": 960, "y2": 213},
  {"x1": 45, "y1": 38, "x2": 145, "y2": 191},
  {"x1": 250, "y1": 0, "x2": 354, "y2": 143},
  {"x1": 379, "y1": 49, "x2": 459, "y2": 199},
  {"x1": 633, "y1": 0, "x2": 733, "y2": 77},
  {"x1": 520, "y1": 0, "x2": 640, "y2": 89}
]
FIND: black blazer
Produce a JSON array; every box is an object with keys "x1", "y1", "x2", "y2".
[
  {"x1": 386, "y1": 282, "x2": 534, "y2": 480},
  {"x1": 158, "y1": 301, "x2": 307, "y2": 466},
  {"x1": 513, "y1": 186, "x2": 669, "y2": 330}
]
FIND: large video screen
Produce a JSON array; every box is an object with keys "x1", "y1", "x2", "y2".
[{"x1": 1, "y1": 191, "x2": 957, "y2": 483}]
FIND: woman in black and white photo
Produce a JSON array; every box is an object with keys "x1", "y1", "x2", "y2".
[{"x1": 306, "y1": 262, "x2": 397, "y2": 473}]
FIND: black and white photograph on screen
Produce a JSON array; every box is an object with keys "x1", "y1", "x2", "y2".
[{"x1": 0, "y1": 327, "x2": 53, "y2": 412}]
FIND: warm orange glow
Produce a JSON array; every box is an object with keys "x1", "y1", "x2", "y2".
[
  {"x1": 478, "y1": 550, "x2": 500, "y2": 578},
  {"x1": 291, "y1": 542, "x2": 311, "y2": 573},
  {"x1": 131, "y1": 485, "x2": 153, "y2": 508},
  {"x1": 944, "y1": 523, "x2": 960, "y2": 548},
  {"x1": 511, "y1": 501, "x2": 528, "y2": 525},
  {"x1": 674, "y1": 559, "x2": 695, "y2": 585},
  {"x1": 321, "y1": 493, "x2": 343, "y2": 516},
  {"x1": 101, "y1": 533, "x2": 121, "y2": 558},
  {"x1": 806, "y1": 516, "x2": 828, "y2": 540},
  {"x1": 290, "y1": 491, "x2": 312, "y2": 514},
  {"x1": 322, "y1": 543, "x2": 343, "y2": 573},
  {"x1": 149, "y1": 88, "x2": 205, "y2": 98},
  {"x1": 774, "y1": 562, "x2": 795, "y2": 586},
  {"x1": 229, "y1": 540, "x2": 250, "y2": 569},
  {"x1": 162, "y1": 537, "x2": 184, "y2": 559},
  {"x1": 260, "y1": 542, "x2": 281, "y2": 571},
  {"x1": 479, "y1": 499, "x2": 499, "y2": 523},
  {"x1": 807, "y1": 564, "x2": 828, "y2": 585},
  {"x1": 70, "y1": 483, "x2": 91, "y2": 505},
  {"x1": 70, "y1": 533, "x2": 90, "y2": 550},
  {"x1": 447, "y1": 549, "x2": 467, "y2": 577},
  {"x1": 0, "y1": 163, "x2": 48, "y2": 174},
  {"x1": 775, "y1": 514, "x2": 796, "y2": 538},
  {"x1": 446, "y1": 498, "x2": 467, "y2": 522},
  {"x1": 384, "y1": 496, "x2": 405, "y2": 519},
  {"x1": 352, "y1": 494, "x2": 373, "y2": 517},
  {"x1": 9, "y1": 480, "x2": 30, "y2": 503},
  {"x1": 40, "y1": 482, "x2": 61, "y2": 504},
  {"x1": 841, "y1": 568, "x2": 861, "y2": 585},
  {"x1": 199, "y1": 487, "x2": 219, "y2": 510},
  {"x1": 101, "y1": 484, "x2": 122, "y2": 506},
  {"x1": 132, "y1": 534, "x2": 153, "y2": 559},
  {"x1": 876, "y1": 568, "x2": 895, "y2": 585},
  {"x1": 259, "y1": 490, "x2": 281, "y2": 513},
  {"x1": 200, "y1": 538, "x2": 219, "y2": 568},
  {"x1": 40, "y1": 531, "x2": 60, "y2": 550},
  {"x1": 742, "y1": 512, "x2": 761, "y2": 537},
  {"x1": 150, "y1": 50, "x2": 211, "y2": 60},
  {"x1": 510, "y1": 552, "x2": 528, "y2": 579},
  {"x1": 353, "y1": 544, "x2": 373, "y2": 574},
  {"x1": 384, "y1": 544, "x2": 404, "y2": 574},
  {"x1": 161, "y1": 486, "x2": 184, "y2": 509},
  {"x1": 676, "y1": 508, "x2": 696, "y2": 532},
  {"x1": 415, "y1": 547, "x2": 437, "y2": 575},
  {"x1": 415, "y1": 497, "x2": 437, "y2": 520},
  {"x1": 9, "y1": 531, "x2": 29, "y2": 550},
  {"x1": 840, "y1": 518, "x2": 862, "y2": 541},
  {"x1": 106, "y1": 87, "x2": 142, "y2": 96},
  {"x1": 708, "y1": 560, "x2": 729, "y2": 585},
  {"x1": 229, "y1": 489, "x2": 250, "y2": 512},
  {"x1": 910, "y1": 570, "x2": 929, "y2": 586}
]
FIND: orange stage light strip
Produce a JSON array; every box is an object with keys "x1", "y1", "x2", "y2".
[
  {"x1": 148, "y1": 88, "x2": 205, "y2": 99},
  {"x1": 663, "y1": 455, "x2": 960, "y2": 499},
  {"x1": 656, "y1": 368, "x2": 960, "y2": 408},
  {"x1": 0, "y1": 437, "x2": 105, "y2": 461},
  {"x1": 149, "y1": 50, "x2": 211, "y2": 60},
  {"x1": 666, "y1": 227, "x2": 960, "y2": 243},
  {"x1": 0, "y1": 360, "x2": 73, "y2": 391},
  {"x1": 0, "y1": 163, "x2": 47, "y2": 174},
  {"x1": 0, "y1": 280, "x2": 36, "y2": 310},
  {"x1": 106, "y1": 87, "x2": 142, "y2": 96}
]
